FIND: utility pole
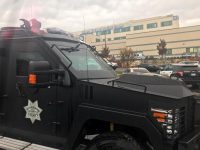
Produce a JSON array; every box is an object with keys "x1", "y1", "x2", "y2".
[
  {"x1": 104, "y1": 33, "x2": 107, "y2": 49},
  {"x1": 83, "y1": 16, "x2": 86, "y2": 42}
]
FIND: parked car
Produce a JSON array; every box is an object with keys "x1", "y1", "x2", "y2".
[
  {"x1": 127, "y1": 67, "x2": 163, "y2": 77},
  {"x1": 129, "y1": 67, "x2": 149, "y2": 73},
  {"x1": 160, "y1": 63, "x2": 200, "y2": 88},
  {"x1": 179, "y1": 61, "x2": 200, "y2": 66},
  {"x1": 138, "y1": 64, "x2": 161, "y2": 72},
  {"x1": 133, "y1": 53, "x2": 146, "y2": 60},
  {"x1": 181, "y1": 53, "x2": 193, "y2": 58}
]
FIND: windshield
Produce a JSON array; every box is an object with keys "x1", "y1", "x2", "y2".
[
  {"x1": 133, "y1": 68, "x2": 149, "y2": 73},
  {"x1": 45, "y1": 40, "x2": 117, "y2": 79}
]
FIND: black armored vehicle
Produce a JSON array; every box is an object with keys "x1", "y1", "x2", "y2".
[{"x1": 0, "y1": 19, "x2": 200, "y2": 150}]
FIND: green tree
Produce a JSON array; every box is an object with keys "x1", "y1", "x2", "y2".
[
  {"x1": 157, "y1": 39, "x2": 167, "y2": 59},
  {"x1": 120, "y1": 47, "x2": 133, "y2": 67}
]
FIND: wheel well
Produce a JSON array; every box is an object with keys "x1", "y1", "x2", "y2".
[{"x1": 79, "y1": 119, "x2": 151, "y2": 145}]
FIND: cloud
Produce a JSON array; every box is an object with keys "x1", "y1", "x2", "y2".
[{"x1": 0, "y1": 0, "x2": 200, "y2": 31}]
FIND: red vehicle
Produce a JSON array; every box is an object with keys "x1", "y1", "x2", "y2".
[{"x1": 169, "y1": 64, "x2": 200, "y2": 88}]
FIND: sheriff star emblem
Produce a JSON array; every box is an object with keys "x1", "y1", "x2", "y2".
[{"x1": 24, "y1": 100, "x2": 43, "y2": 124}]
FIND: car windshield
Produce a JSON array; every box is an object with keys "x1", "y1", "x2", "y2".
[
  {"x1": 132, "y1": 68, "x2": 149, "y2": 73},
  {"x1": 45, "y1": 40, "x2": 117, "y2": 79}
]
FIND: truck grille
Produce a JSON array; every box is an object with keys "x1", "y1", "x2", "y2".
[
  {"x1": 151, "y1": 107, "x2": 186, "y2": 139},
  {"x1": 185, "y1": 97, "x2": 195, "y2": 132},
  {"x1": 178, "y1": 107, "x2": 186, "y2": 134}
]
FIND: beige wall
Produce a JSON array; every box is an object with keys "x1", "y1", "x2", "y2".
[
  {"x1": 172, "y1": 48, "x2": 186, "y2": 55},
  {"x1": 126, "y1": 25, "x2": 200, "y2": 56},
  {"x1": 93, "y1": 40, "x2": 126, "y2": 53},
  {"x1": 84, "y1": 34, "x2": 96, "y2": 43},
  {"x1": 143, "y1": 50, "x2": 158, "y2": 56}
]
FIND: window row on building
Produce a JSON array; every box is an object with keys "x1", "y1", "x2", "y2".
[
  {"x1": 112, "y1": 47, "x2": 199, "y2": 57},
  {"x1": 96, "y1": 36, "x2": 126, "y2": 42},
  {"x1": 186, "y1": 47, "x2": 200, "y2": 54},
  {"x1": 95, "y1": 20, "x2": 173, "y2": 35},
  {"x1": 96, "y1": 30, "x2": 111, "y2": 36},
  {"x1": 113, "y1": 27, "x2": 130, "y2": 33}
]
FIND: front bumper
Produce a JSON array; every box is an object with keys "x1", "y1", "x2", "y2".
[{"x1": 178, "y1": 128, "x2": 200, "y2": 150}]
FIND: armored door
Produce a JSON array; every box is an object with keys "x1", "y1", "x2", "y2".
[{"x1": 6, "y1": 39, "x2": 60, "y2": 137}]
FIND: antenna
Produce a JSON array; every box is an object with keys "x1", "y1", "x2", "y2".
[
  {"x1": 83, "y1": 16, "x2": 89, "y2": 81},
  {"x1": 31, "y1": 5, "x2": 33, "y2": 18}
]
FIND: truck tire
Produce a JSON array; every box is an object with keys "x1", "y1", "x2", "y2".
[{"x1": 86, "y1": 132, "x2": 143, "y2": 150}]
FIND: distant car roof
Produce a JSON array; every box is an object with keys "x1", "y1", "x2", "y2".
[
  {"x1": 179, "y1": 61, "x2": 199, "y2": 64},
  {"x1": 172, "y1": 63, "x2": 198, "y2": 67},
  {"x1": 130, "y1": 67, "x2": 149, "y2": 73}
]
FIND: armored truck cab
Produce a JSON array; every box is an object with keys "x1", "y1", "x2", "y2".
[{"x1": 0, "y1": 19, "x2": 200, "y2": 150}]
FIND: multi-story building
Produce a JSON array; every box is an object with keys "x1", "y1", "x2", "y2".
[
  {"x1": 126, "y1": 25, "x2": 200, "y2": 57},
  {"x1": 75, "y1": 14, "x2": 200, "y2": 58}
]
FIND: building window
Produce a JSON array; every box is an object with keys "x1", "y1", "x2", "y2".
[
  {"x1": 114, "y1": 36, "x2": 126, "y2": 40},
  {"x1": 161, "y1": 21, "x2": 172, "y2": 27},
  {"x1": 190, "y1": 48, "x2": 194, "y2": 53},
  {"x1": 194, "y1": 47, "x2": 199, "y2": 53},
  {"x1": 186, "y1": 48, "x2": 190, "y2": 53},
  {"x1": 107, "y1": 38, "x2": 111, "y2": 41},
  {"x1": 147, "y1": 23, "x2": 157, "y2": 29},
  {"x1": 96, "y1": 39, "x2": 100, "y2": 42},
  {"x1": 96, "y1": 29, "x2": 111, "y2": 36},
  {"x1": 134, "y1": 25, "x2": 143, "y2": 30},
  {"x1": 173, "y1": 16, "x2": 179, "y2": 20},
  {"x1": 186, "y1": 47, "x2": 200, "y2": 54},
  {"x1": 114, "y1": 27, "x2": 130, "y2": 33},
  {"x1": 166, "y1": 49, "x2": 172, "y2": 55}
]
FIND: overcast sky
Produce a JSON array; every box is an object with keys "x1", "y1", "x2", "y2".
[{"x1": 0, "y1": 0, "x2": 200, "y2": 32}]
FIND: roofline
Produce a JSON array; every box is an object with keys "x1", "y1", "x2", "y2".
[
  {"x1": 75, "y1": 14, "x2": 177, "y2": 33},
  {"x1": 126, "y1": 24, "x2": 200, "y2": 37},
  {"x1": 128, "y1": 14, "x2": 175, "y2": 23}
]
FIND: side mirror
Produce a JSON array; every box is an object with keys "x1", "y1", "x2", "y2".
[
  {"x1": 62, "y1": 71, "x2": 71, "y2": 86},
  {"x1": 28, "y1": 61, "x2": 51, "y2": 85},
  {"x1": 28, "y1": 61, "x2": 71, "y2": 87}
]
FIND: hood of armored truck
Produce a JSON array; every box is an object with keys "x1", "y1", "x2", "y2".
[
  {"x1": 88, "y1": 74, "x2": 193, "y2": 99},
  {"x1": 114, "y1": 74, "x2": 193, "y2": 99}
]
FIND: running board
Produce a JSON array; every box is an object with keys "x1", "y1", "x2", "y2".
[{"x1": 0, "y1": 136, "x2": 59, "y2": 150}]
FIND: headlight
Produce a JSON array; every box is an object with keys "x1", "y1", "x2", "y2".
[{"x1": 151, "y1": 107, "x2": 185, "y2": 139}]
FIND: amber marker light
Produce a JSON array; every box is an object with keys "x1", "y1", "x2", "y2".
[
  {"x1": 28, "y1": 74, "x2": 37, "y2": 85},
  {"x1": 153, "y1": 112, "x2": 167, "y2": 119}
]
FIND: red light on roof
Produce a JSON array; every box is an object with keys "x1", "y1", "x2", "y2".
[{"x1": 30, "y1": 18, "x2": 41, "y2": 33}]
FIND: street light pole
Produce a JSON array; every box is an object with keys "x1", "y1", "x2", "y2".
[{"x1": 104, "y1": 33, "x2": 107, "y2": 49}]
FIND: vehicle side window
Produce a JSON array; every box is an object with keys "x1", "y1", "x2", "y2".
[
  {"x1": 164, "y1": 66, "x2": 169, "y2": 71},
  {"x1": 16, "y1": 41, "x2": 51, "y2": 76},
  {"x1": 165, "y1": 65, "x2": 172, "y2": 71},
  {"x1": 168, "y1": 66, "x2": 173, "y2": 71}
]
